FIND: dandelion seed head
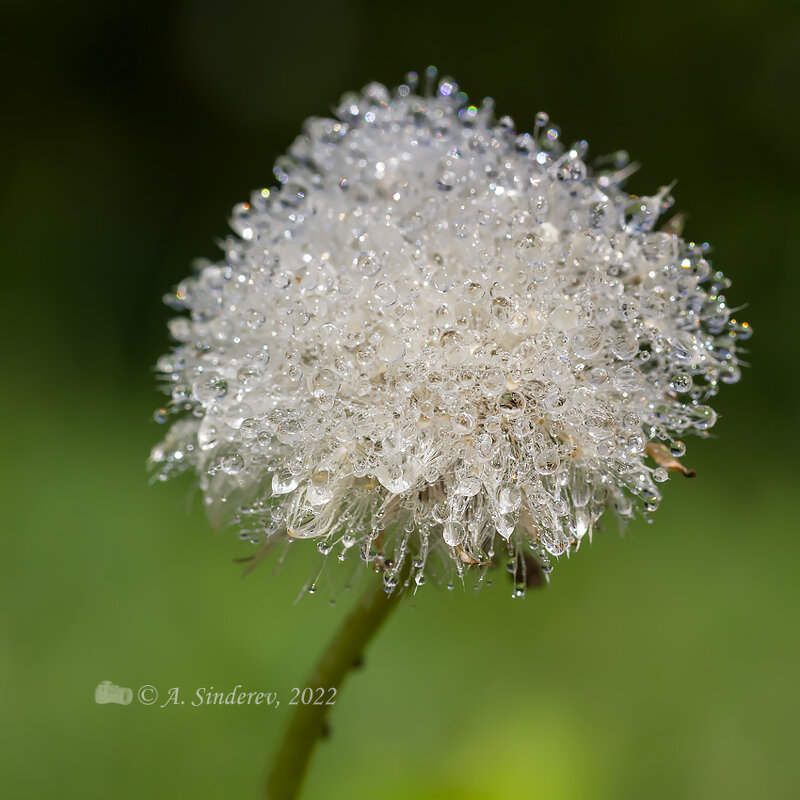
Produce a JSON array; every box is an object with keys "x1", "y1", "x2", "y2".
[{"x1": 151, "y1": 71, "x2": 750, "y2": 592}]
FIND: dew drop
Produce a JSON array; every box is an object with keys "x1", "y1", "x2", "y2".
[
  {"x1": 245, "y1": 309, "x2": 265, "y2": 329},
  {"x1": 652, "y1": 467, "x2": 669, "y2": 483},
  {"x1": 221, "y1": 452, "x2": 244, "y2": 475},
  {"x1": 669, "y1": 439, "x2": 686, "y2": 457},
  {"x1": 272, "y1": 469, "x2": 301, "y2": 495},
  {"x1": 432, "y1": 502, "x2": 449, "y2": 523},
  {"x1": 497, "y1": 483, "x2": 522, "y2": 513},
  {"x1": 357, "y1": 251, "x2": 380, "y2": 276},
  {"x1": 443, "y1": 521, "x2": 465, "y2": 547},
  {"x1": 669, "y1": 374, "x2": 693, "y2": 393},
  {"x1": 376, "y1": 336, "x2": 406, "y2": 363},
  {"x1": 514, "y1": 233, "x2": 544, "y2": 266},
  {"x1": 455, "y1": 476, "x2": 481, "y2": 497},
  {"x1": 462, "y1": 280, "x2": 486, "y2": 303},
  {"x1": 374, "y1": 280, "x2": 398, "y2": 306}
]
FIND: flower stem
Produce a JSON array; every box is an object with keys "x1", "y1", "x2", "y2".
[{"x1": 264, "y1": 572, "x2": 404, "y2": 799}]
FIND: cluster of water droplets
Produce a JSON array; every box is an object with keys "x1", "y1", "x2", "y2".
[{"x1": 151, "y1": 69, "x2": 749, "y2": 594}]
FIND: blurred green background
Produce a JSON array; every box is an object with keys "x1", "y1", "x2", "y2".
[{"x1": 2, "y1": 0, "x2": 798, "y2": 797}]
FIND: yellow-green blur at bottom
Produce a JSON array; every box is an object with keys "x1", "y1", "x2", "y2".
[{"x1": 2, "y1": 374, "x2": 798, "y2": 800}]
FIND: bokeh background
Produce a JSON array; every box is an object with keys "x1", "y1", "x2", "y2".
[{"x1": 2, "y1": 0, "x2": 798, "y2": 797}]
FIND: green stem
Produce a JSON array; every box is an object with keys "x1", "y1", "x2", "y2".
[{"x1": 264, "y1": 571, "x2": 404, "y2": 799}]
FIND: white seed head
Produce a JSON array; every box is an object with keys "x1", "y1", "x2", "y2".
[{"x1": 151, "y1": 70, "x2": 750, "y2": 593}]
